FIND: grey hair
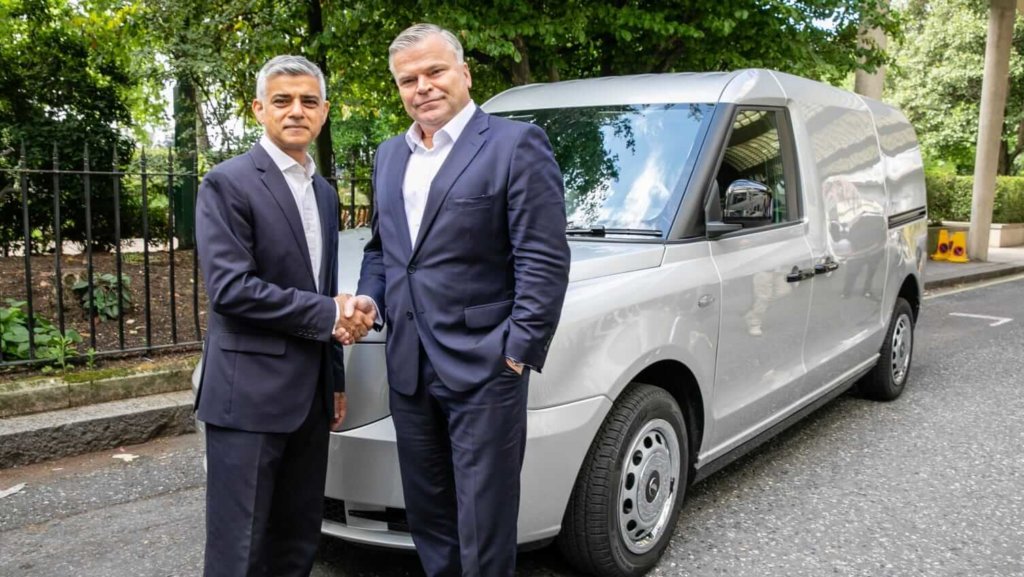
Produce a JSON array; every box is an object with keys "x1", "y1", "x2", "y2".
[
  {"x1": 388, "y1": 23, "x2": 464, "y2": 75},
  {"x1": 255, "y1": 55, "x2": 327, "y2": 101}
]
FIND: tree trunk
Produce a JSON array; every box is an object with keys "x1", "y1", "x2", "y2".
[
  {"x1": 1010, "y1": 118, "x2": 1024, "y2": 175},
  {"x1": 547, "y1": 63, "x2": 560, "y2": 83},
  {"x1": 854, "y1": 1, "x2": 888, "y2": 100},
  {"x1": 307, "y1": 0, "x2": 334, "y2": 179},
  {"x1": 998, "y1": 139, "x2": 1009, "y2": 175},
  {"x1": 511, "y1": 36, "x2": 531, "y2": 85}
]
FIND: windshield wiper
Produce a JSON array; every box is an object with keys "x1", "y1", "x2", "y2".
[{"x1": 565, "y1": 225, "x2": 663, "y2": 238}]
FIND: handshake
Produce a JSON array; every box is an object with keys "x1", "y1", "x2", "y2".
[{"x1": 332, "y1": 294, "x2": 377, "y2": 345}]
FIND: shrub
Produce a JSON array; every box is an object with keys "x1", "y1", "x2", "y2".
[
  {"x1": 1, "y1": 299, "x2": 82, "y2": 369},
  {"x1": 926, "y1": 172, "x2": 1024, "y2": 223},
  {"x1": 72, "y1": 273, "x2": 133, "y2": 322}
]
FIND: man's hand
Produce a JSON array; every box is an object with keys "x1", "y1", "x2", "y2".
[
  {"x1": 343, "y1": 295, "x2": 378, "y2": 325},
  {"x1": 331, "y1": 392, "x2": 347, "y2": 431},
  {"x1": 333, "y1": 294, "x2": 374, "y2": 345},
  {"x1": 505, "y1": 357, "x2": 524, "y2": 375}
]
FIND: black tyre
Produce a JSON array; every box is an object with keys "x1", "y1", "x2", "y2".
[
  {"x1": 558, "y1": 384, "x2": 688, "y2": 577},
  {"x1": 860, "y1": 297, "x2": 915, "y2": 401}
]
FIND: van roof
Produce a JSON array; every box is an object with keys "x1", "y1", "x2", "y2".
[{"x1": 482, "y1": 71, "x2": 743, "y2": 112}]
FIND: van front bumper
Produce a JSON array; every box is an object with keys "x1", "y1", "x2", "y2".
[{"x1": 320, "y1": 395, "x2": 613, "y2": 548}]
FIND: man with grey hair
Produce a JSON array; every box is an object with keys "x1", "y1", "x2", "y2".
[
  {"x1": 346, "y1": 23, "x2": 570, "y2": 577},
  {"x1": 195, "y1": 54, "x2": 373, "y2": 576}
]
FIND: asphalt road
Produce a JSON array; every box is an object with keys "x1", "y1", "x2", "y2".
[{"x1": 2, "y1": 275, "x2": 1023, "y2": 577}]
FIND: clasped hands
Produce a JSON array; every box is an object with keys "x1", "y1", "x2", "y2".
[{"x1": 333, "y1": 294, "x2": 377, "y2": 345}]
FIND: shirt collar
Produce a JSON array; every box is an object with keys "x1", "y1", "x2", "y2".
[
  {"x1": 260, "y1": 134, "x2": 316, "y2": 178},
  {"x1": 404, "y1": 101, "x2": 477, "y2": 152}
]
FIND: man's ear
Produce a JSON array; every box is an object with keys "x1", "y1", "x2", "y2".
[
  {"x1": 252, "y1": 99, "x2": 265, "y2": 124},
  {"x1": 321, "y1": 100, "x2": 331, "y2": 127}
]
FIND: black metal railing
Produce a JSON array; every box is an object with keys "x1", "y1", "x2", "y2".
[{"x1": 0, "y1": 143, "x2": 371, "y2": 369}]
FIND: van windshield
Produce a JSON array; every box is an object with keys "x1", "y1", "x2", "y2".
[{"x1": 499, "y1": 103, "x2": 713, "y2": 238}]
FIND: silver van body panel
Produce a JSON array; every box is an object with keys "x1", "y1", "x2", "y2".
[{"x1": 268, "y1": 69, "x2": 925, "y2": 548}]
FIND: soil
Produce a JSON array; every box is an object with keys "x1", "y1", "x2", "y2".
[{"x1": 0, "y1": 249, "x2": 208, "y2": 382}]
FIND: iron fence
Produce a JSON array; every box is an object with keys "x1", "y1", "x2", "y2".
[{"x1": 0, "y1": 143, "x2": 372, "y2": 369}]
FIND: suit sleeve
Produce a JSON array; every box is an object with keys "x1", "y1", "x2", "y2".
[
  {"x1": 195, "y1": 169, "x2": 337, "y2": 341},
  {"x1": 504, "y1": 124, "x2": 571, "y2": 370},
  {"x1": 321, "y1": 179, "x2": 346, "y2": 393},
  {"x1": 356, "y1": 146, "x2": 387, "y2": 326}
]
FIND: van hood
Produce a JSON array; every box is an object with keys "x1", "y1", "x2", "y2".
[
  {"x1": 337, "y1": 228, "x2": 665, "y2": 296},
  {"x1": 333, "y1": 228, "x2": 664, "y2": 431}
]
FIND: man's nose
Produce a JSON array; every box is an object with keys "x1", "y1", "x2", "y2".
[
  {"x1": 287, "y1": 98, "x2": 304, "y2": 116},
  {"x1": 416, "y1": 76, "x2": 431, "y2": 92}
]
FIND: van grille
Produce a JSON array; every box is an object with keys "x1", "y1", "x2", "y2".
[{"x1": 323, "y1": 497, "x2": 347, "y2": 524}]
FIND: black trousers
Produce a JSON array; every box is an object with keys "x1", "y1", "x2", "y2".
[
  {"x1": 390, "y1": 351, "x2": 529, "y2": 577},
  {"x1": 203, "y1": 384, "x2": 330, "y2": 577}
]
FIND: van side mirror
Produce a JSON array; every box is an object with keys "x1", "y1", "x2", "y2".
[{"x1": 705, "y1": 180, "x2": 743, "y2": 238}]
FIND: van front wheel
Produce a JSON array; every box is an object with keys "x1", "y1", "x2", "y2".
[
  {"x1": 860, "y1": 297, "x2": 915, "y2": 401},
  {"x1": 558, "y1": 384, "x2": 688, "y2": 577}
]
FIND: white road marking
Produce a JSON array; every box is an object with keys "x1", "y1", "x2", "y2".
[{"x1": 948, "y1": 313, "x2": 1013, "y2": 327}]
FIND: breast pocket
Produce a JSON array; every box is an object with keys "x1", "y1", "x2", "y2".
[{"x1": 447, "y1": 194, "x2": 494, "y2": 211}]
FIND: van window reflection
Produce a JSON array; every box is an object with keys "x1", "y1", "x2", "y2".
[{"x1": 500, "y1": 104, "x2": 713, "y2": 236}]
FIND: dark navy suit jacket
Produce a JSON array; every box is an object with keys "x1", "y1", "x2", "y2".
[
  {"x1": 357, "y1": 109, "x2": 570, "y2": 393},
  {"x1": 195, "y1": 143, "x2": 344, "y2": 433}
]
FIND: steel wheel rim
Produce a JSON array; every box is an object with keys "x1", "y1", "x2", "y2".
[
  {"x1": 617, "y1": 418, "x2": 681, "y2": 555},
  {"x1": 891, "y1": 313, "x2": 912, "y2": 385}
]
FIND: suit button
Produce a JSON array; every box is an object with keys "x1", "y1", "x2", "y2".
[
  {"x1": 406, "y1": 311, "x2": 414, "y2": 320},
  {"x1": 407, "y1": 265, "x2": 416, "y2": 274}
]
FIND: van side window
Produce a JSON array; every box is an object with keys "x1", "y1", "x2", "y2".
[{"x1": 715, "y1": 109, "x2": 796, "y2": 228}]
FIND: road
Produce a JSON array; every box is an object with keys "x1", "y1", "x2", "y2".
[{"x1": 2, "y1": 275, "x2": 1023, "y2": 577}]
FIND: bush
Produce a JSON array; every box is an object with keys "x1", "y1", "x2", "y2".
[
  {"x1": 73, "y1": 273, "x2": 133, "y2": 322},
  {"x1": 926, "y1": 172, "x2": 1024, "y2": 223},
  {"x1": 1, "y1": 299, "x2": 82, "y2": 369}
]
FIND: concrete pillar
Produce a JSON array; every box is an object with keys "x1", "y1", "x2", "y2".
[
  {"x1": 969, "y1": 0, "x2": 1017, "y2": 261},
  {"x1": 854, "y1": 24, "x2": 887, "y2": 100}
]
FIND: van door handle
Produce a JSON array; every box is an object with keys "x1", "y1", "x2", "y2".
[
  {"x1": 786, "y1": 266, "x2": 815, "y2": 283},
  {"x1": 814, "y1": 257, "x2": 840, "y2": 275}
]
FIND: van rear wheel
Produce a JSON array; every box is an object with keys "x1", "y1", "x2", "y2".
[
  {"x1": 860, "y1": 297, "x2": 914, "y2": 401},
  {"x1": 558, "y1": 384, "x2": 688, "y2": 577}
]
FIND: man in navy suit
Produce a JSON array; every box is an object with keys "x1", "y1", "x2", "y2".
[
  {"x1": 346, "y1": 23, "x2": 571, "y2": 577},
  {"x1": 195, "y1": 55, "x2": 373, "y2": 577}
]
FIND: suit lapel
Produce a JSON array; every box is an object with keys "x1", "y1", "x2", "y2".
[
  {"x1": 381, "y1": 141, "x2": 414, "y2": 257},
  {"x1": 251, "y1": 143, "x2": 316, "y2": 287},
  {"x1": 410, "y1": 110, "x2": 489, "y2": 261},
  {"x1": 314, "y1": 177, "x2": 333, "y2": 295}
]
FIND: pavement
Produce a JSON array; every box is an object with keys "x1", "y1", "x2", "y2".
[
  {"x1": 1, "y1": 245, "x2": 1023, "y2": 470},
  {"x1": 922, "y1": 245, "x2": 1024, "y2": 289}
]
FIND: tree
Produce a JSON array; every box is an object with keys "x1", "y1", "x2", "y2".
[
  {"x1": 0, "y1": 0, "x2": 136, "y2": 252},
  {"x1": 317, "y1": 0, "x2": 899, "y2": 175},
  {"x1": 887, "y1": 0, "x2": 1024, "y2": 175}
]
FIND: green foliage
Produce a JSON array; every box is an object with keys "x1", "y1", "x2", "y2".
[
  {"x1": 888, "y1": 0, "x2": 1024, "y2": 175},
  {"x1": 1, "y1": 299, "x2": 82, "y2": 369},
  {"x1": 101, "y1": 0, "x2": 898, "y2": 178},
  {"x1": 73, "y1": 273, "x2": 133, "y2": 321},
  {"x1": 0, "y1": 0, "x2": 136, "y2": 252},
  {"x1": 926, "y1": 171, "x2": 1024, "y2": 223},
  {"x1": 1, "y1": 0, "x2": 900, "y2": 184}
]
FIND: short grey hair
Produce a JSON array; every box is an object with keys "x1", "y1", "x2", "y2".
[
  {"x1": 388, "y1": 23, "x2": 464, "y2": 75},
  {"x1": 255, "y1": 55, "x2": 327, "y2": 101}
]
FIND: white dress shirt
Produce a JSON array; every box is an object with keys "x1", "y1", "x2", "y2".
[
  {"x1": 260, "y1": 134, "x2": 322, "y2": 292},
  {"x1": 402, "y1": 101, "x2": 477, "y2": 247},
  {"x1": 260, "y1": 135, "x2": 341, "y2": 331}
]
